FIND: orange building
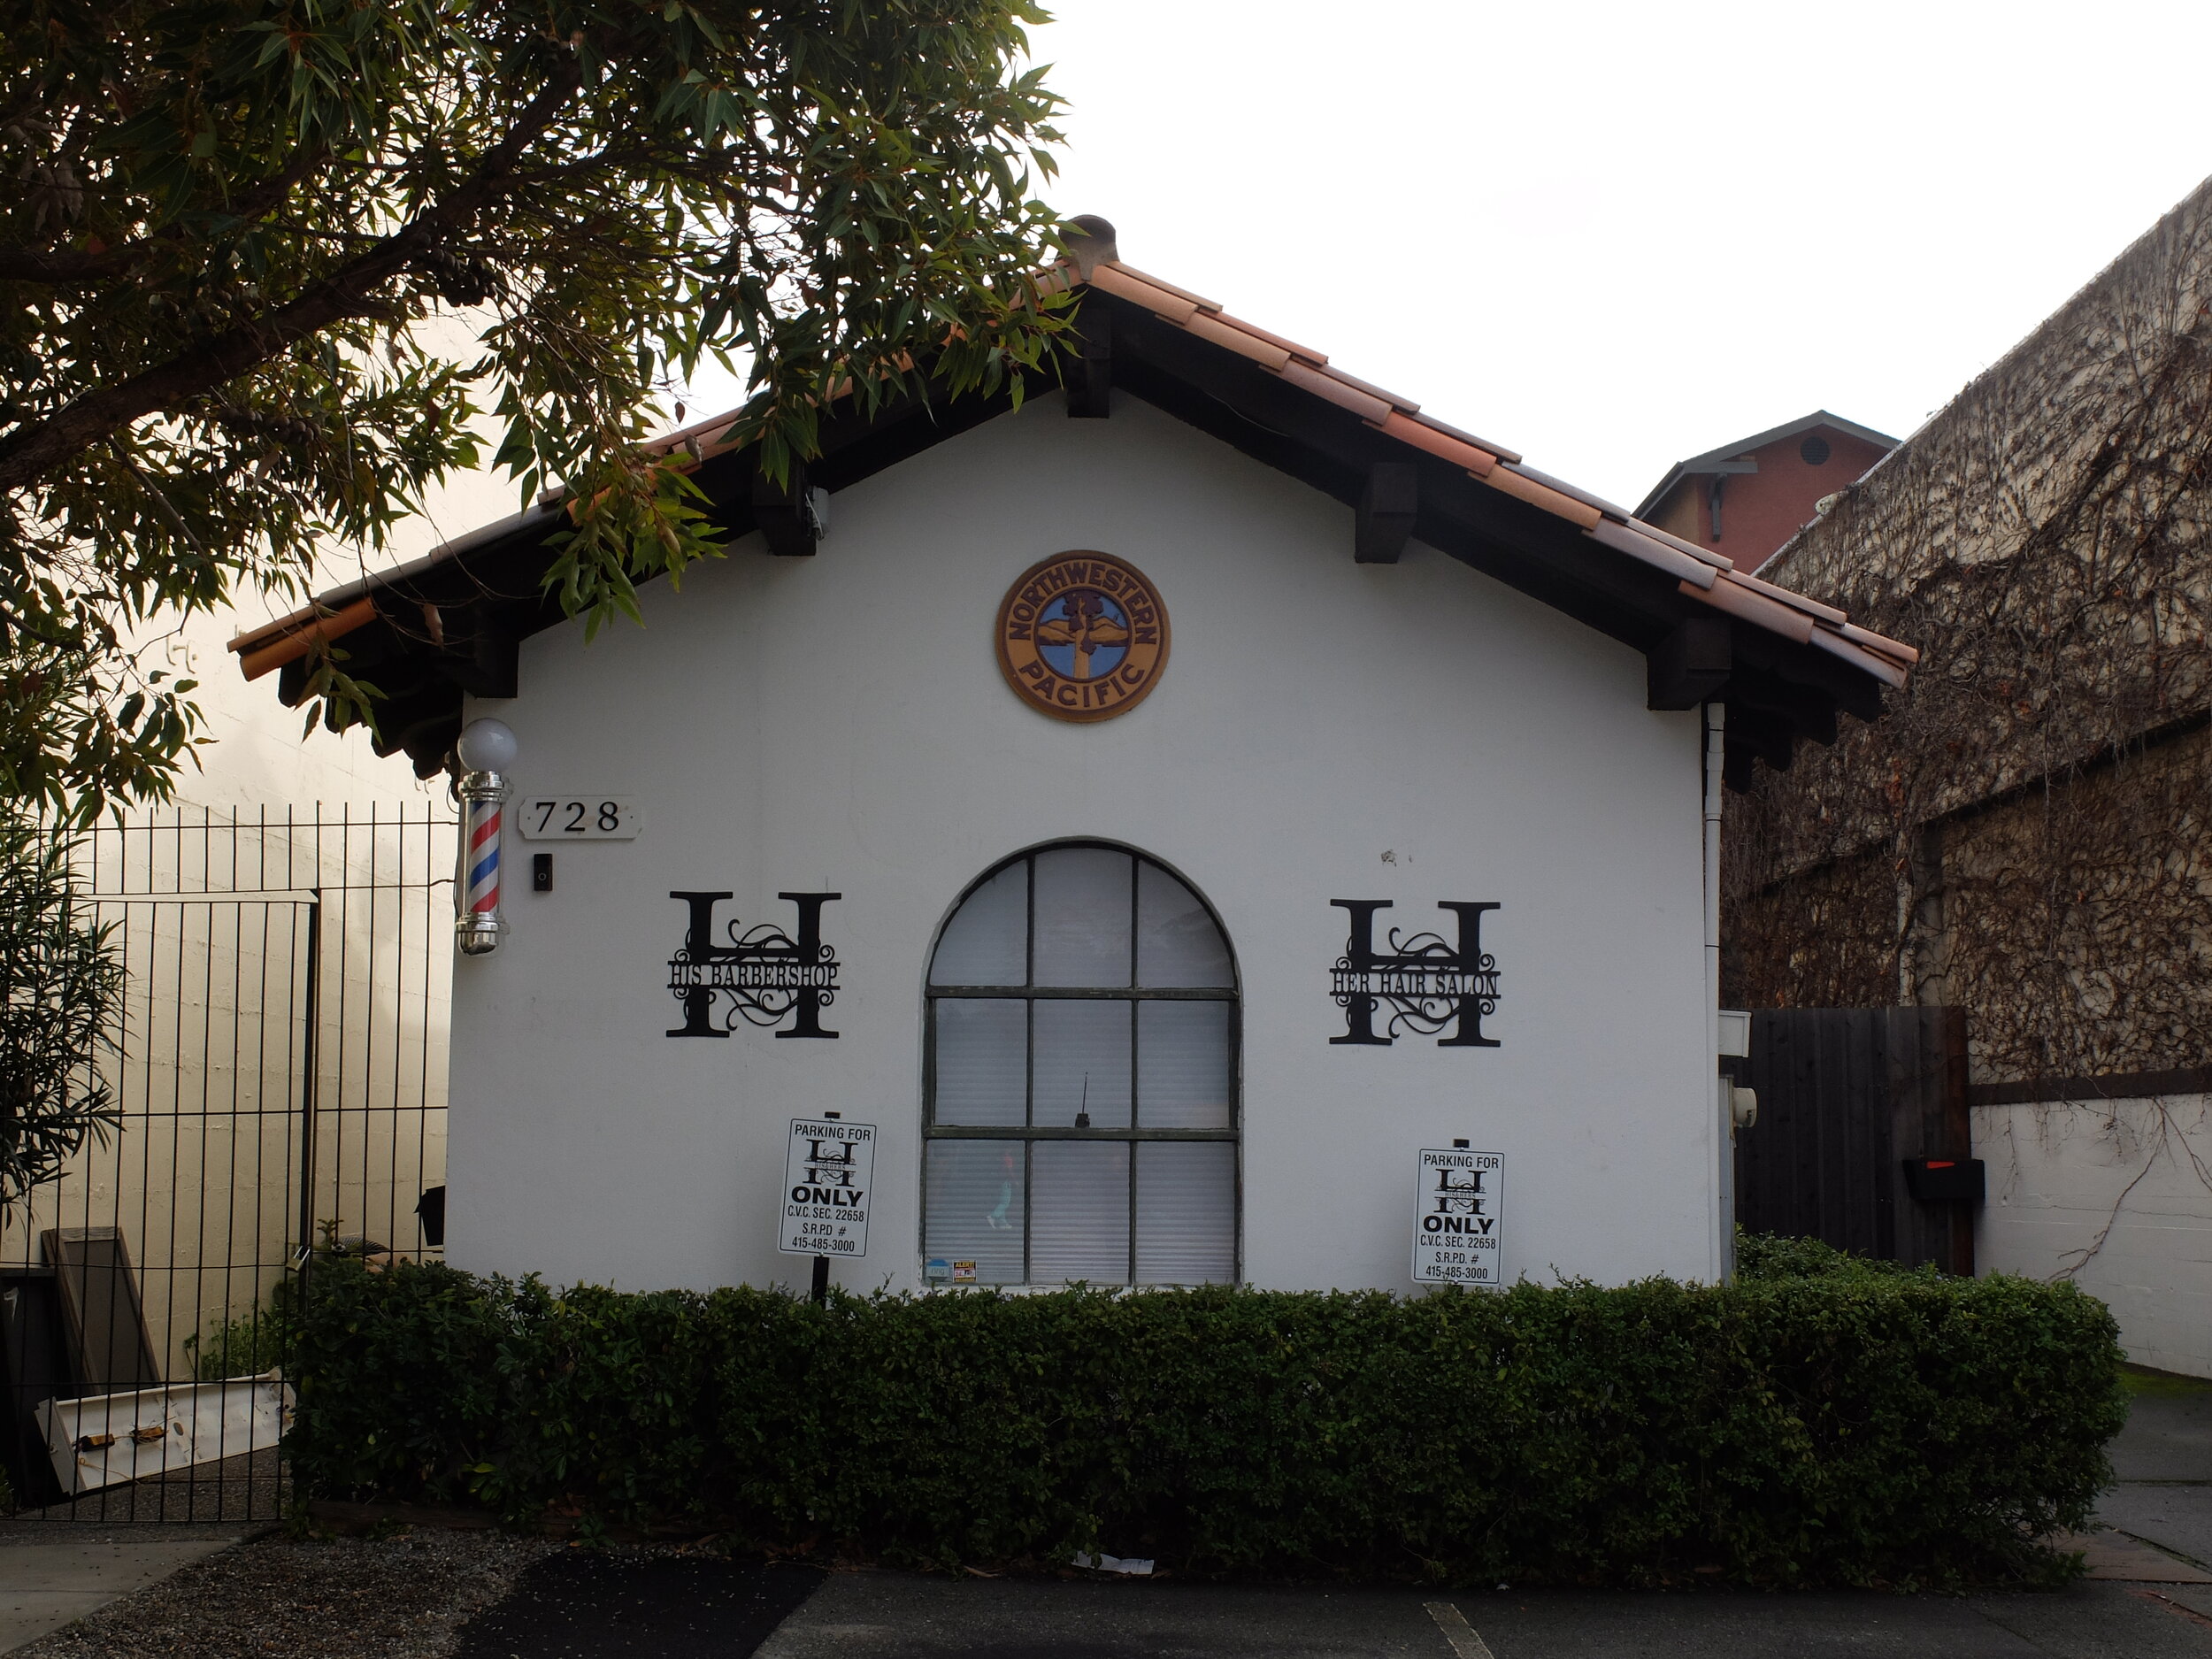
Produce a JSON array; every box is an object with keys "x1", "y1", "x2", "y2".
[{"x1": 1637, "y1": 412, "x2": 1896, "y2": 572}]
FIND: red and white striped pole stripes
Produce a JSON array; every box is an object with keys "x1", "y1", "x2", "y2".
[{"x1": 452, "y1": 719, "x2": 517, "y2": 957}]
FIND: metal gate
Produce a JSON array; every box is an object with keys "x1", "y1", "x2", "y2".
[{"x1": 0, "y1": 806, "x2": 454, "y2": 1520}]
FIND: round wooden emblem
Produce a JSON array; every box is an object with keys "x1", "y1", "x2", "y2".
[{"x1": 995, "y1": 551, "x2": 1171, "y2": 723}]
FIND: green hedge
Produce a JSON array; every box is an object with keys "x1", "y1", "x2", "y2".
[{"x1": 288, "y1": 1246, "x2": 2124, "y2": 1587}]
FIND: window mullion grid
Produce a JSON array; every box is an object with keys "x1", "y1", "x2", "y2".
[
  {"x1": 926, "y1": 987, "x2": 1232, "y2": 1000},
  {"x1": 922, "y1": 998, "x2": 936, "y2": 1132},
  {"x1": 926, "y1": 1125, "x2": 1233, "y2": 1141},
  {"x1": 1232, "y1": 997, "x2": 1244, "y2": 1285},
  {"x1": 1127, "y1": 856, "x2": 1139, "y2": 1285},
  {"x1": 922, "y1": 846, "x2": 1238, "y2": 1290},
  {"x1": 1023, "y1": 854, "x2": 1035, "y2": 1286},
  {"x1": 919, "y1": 993, "x2": 935, "y2": 1282}
]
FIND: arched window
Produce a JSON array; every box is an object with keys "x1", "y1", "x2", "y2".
[{"x1": 924, "y1": 844, "x2": 1239, "y2": 1286}]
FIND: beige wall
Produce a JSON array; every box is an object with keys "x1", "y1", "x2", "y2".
[
  {"x1": 4, "y1": 812, "x2": 453, "y2": 1380},
  {"x1": 1644, "y1": 483, "x2": 1702, "y2": 545}
]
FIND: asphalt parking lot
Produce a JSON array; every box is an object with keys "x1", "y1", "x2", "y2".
[{"x1": 744, "y1": 1569, "x2": 2212, "y2": 1659}]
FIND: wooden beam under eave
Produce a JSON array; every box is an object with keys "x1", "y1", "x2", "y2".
[
  {"x1": 752, "y1": 461, "x2": 820, "y2": 556},
  {"x1": 425, "y1": 630, "x2": 518, "y2": 700},
  {"x1": 1722, "y1": 744, "x2": 1760, "y2": 795},
  {"x1": 1730, "y1": 704, "x2": 1796, "y2": 772},
  {"x1": 1729, "y1": 664, "x2": 1839, "y2": 747},
  {"x1": 1730, "y1": 625, "x2": 1884, "y2": 726},
  {"x1": 1355, "y1": 463, "x2": 1417, "y2": 564},
  {"x1": 1114, "y1": 311, "x2": 1692, "y2": 643},
  {"x1": 383, "y1": 710, "x2": 464, "y2": 775},
  {"x1": 1646, "y1": 617, "x2": 1732, "y2": 710},
  {"x1": 1067, "y1": 304, "x2": 1112, "y2": 419}
]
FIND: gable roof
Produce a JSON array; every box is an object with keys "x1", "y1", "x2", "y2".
[
  {"x1": 229, "y1": 221, "x2": 1916, "y2": 790},
  {"x1": 1633, "y1": 411, "x2": 1901, "y2": 522}
]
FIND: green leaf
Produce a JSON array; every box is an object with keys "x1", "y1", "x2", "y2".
[{"x1": 3, "y1": 0, "x2": 1067, "y2": 808}]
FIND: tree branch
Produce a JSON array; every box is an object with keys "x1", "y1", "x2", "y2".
[
  {"x1": 0, "y1": 244, "x2": 144, "y2": 284},
  {"x1": 0, "y1": 65, "x2": 580, "y2": 495},
  {"x1": 215, "y1": 141, "x2": 331, "y2": 229},
  {"x1": 0, "y1": 138, "x2": 329, "y2": 287}
]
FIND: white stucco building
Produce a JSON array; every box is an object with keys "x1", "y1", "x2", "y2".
[{"x1": 228, "y1": 224, "x2": 1913, "y2": 1297}]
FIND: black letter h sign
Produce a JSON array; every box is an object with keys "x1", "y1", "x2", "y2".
[
  {"x1": 666, "y1": 891, "x2": 841, "y2": 1040},
  {"x1": 1330, "y1": 899, "x2": 1502, "y2": 1048}
]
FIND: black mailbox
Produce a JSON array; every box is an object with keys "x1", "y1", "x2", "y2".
[{"x1": 1901, "y1": 1157, "x2": 1985, "y2": 1203}]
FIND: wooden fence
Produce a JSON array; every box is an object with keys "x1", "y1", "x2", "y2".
[{"x1": 1733, "y1": 1006, "x2": 1973, "y2": 1274}]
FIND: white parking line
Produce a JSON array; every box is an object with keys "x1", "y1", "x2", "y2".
[{"x1": 1425, "y1": 1600, "x2": 1498, "y2": 1659}]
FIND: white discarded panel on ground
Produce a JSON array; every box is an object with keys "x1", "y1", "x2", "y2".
[
  {"x1": 1411, "y1": 1148, "x2": 1505, "y2": 1286},
  {"x1": 37, "y1": 1372, "x2": 295, "y2": 1495},
  {"x1": 777, "y1": 1118, "x2": 876, "y2": 1258}
]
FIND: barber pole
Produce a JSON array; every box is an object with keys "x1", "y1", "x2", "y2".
[{"x1": 451, "y1": 719, "x2": 518, "y2": 956}]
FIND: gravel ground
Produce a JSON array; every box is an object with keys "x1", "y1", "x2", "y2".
[
  {"x1": 14, "y1": 1448, "x2": 285, "y2": 1525},
  {"x1": 12, "y1": 1527, "x2": 557, "y2": 1659}
]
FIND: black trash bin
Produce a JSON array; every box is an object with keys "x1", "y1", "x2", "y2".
[{"x1": 415, "y1": 1186, "x2": 447, "y2": 1249}]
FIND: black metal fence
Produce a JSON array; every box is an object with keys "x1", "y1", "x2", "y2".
[{"x1": 0, "y1": 805, "x2": 454, "y2": 1520}]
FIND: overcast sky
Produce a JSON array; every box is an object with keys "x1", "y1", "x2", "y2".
[{"x1": 1018, "y1": 0, "x2": 2212, "y2": 510}]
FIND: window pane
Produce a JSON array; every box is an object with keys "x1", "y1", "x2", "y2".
[
  {"x1": 1137, "y1": 1001, "x2": 1233, "y2": 1129},
  {"x1": 1033, "y1": 848, "x2": 1132, "y2": 987},
  {"x1": 1136, "y1": 860, "x2": 1233, "y2": 987},
  {"x1": 930, "y1": 862, "x2": 1027, "y2": 986},
  {"x1": 924, "y1": 1141, "x2": 1026, "y2": 1285},
  {"x1": 1135, "y1": 1141, "x2": 1236, "y2": 1284},
  {"x1": 1032, "y1": 1141, "x2": 1131, "y2": 1284},
  {"x1": 1032, "y1": 999, "x2": 1132, "y2": 1128},
  {"x1": 933, "y1": 999, "x2": 1026, "y2": 1125}
]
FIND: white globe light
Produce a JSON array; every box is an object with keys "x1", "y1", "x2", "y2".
[{"x1": 455, "y1": 718, "x2": 518, "y2": 774}]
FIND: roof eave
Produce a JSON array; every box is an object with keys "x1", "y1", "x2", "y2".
[{"x1": 231, "y1": 264, "x2": 1915, "y2": 787}]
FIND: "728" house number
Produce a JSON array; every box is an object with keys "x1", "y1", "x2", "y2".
[{"x1": 517, "y1": 798, "x2": 641, "y2": 840}]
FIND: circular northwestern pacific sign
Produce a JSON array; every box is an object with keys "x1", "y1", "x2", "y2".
[{"x1": 995, "y1": 551, "x2": 1171, "y2": 723}]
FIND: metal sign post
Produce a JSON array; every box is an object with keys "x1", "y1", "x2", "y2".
[{"x1": 777, "y1": 1114, "x2": 875, "y2": 1304}]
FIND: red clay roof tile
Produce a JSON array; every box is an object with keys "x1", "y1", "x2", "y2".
[
  {"x1": 1624, "y1": 518, "x2": 1732, "y2": 572},
  {"x1": 1090, "y1": 256, "x2": 1907, "y2": 672},
  {"x1": 1487, "y1": 465, "x2": 1605, "y2": 531},
  {"x1": 1182, "y1": 311, "x2": 1294, "y2": 372},
  {"x1": 1208, "y1": 312, "x2": 1329, "y2": 365},
  {"x1": 1502, "y1": 463, "x2": 1636, "y2": 526},
  {"x1": 1096, "y1": 262, "x2": 1221, "y2": 313},
  {"x1": 1808, "y1": 626, "x2": 1908, "y2": 687},
  {"x1": 1377, "y1": 411, "x2": 1498, "y2": 476},
  {"x1": 1729, "y1": 569, "x2": 1848, "y2": 627},
  {"x1": 234, "y1": 597, "x2": 378, "y2": 678},
  {"x1": 1279, "y1": 360, "x2": 1394, "y2": 425},
  {"x1": 1680, "y1": 576, "x2": 1816, "y2": 644},
  {"x1": 1317, "y1": 364, "x2": 1417, "y2": 414},
  {"x1": 1586, "y1": 520, "x2": 1718, "y2": 589},
  {"x1": 1839, "y1": 621, "x2": 1919, "y2": 666},
  {"x1": 230, "y1": 244, "x2": 1916, "y2": 696},
  {"x1": 1087, "y1": 263, "x2": 1201, "y2": 324},
  {"x1": 1406, "y1": 411, "x2": 1523, "y2": 466}
]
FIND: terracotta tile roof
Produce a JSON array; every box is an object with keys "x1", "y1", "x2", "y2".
[
  {"x1": 1062, "y1": 254, "x2": 1916, "y2": 684},
  {"x1": 227, "y1": 235, "x2": 1916, "y2": 752}
]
